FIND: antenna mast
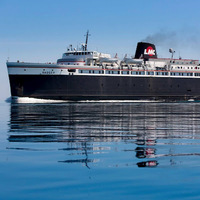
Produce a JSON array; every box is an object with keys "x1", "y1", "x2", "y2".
[
  {"x1": 169, "y1": 48, "x2": 175, "y2": 59},
  {"x1": 84, "y1": 30, "x2": 91, "y2": 51}
]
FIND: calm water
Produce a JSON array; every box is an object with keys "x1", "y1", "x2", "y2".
[{"x1": 1, "y1": 101, "x2": 200, "y2": 199}]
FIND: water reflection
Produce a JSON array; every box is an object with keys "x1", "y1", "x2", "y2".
[
  {"x1": 8, "y1": 102, "x2": 200, "y2": 168},
  {"x1": 135, "y1": 147, "x2": 156, "y2": 159},
  {"x1": 137, "y1": 160, "x2": 158, "y2": 167}
]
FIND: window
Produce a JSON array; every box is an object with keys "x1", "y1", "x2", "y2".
[
  {"x1": 68, "y1": 69, "x2": 76, "y2": 72},
  {"x1": 122, "y1": 71, "x2": 129, "y2": 74},
  {"x1": 81, "y1": 70, "x2": 89, "y2": 73},
  {"x1": 111, "y1": 70, "x2": 119, "y2": 74},
  {"x1": 147, "y1": 71, "x2": 154, "y2": 75}
]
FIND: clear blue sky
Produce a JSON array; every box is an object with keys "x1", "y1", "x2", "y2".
[{"x1": 1, "y1": 0, "x2": 200, "y2": 101}]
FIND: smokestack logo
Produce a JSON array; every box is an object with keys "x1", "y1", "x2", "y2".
[{"x1": 144, "y1": 46, "x2": 155, "y2": 56}]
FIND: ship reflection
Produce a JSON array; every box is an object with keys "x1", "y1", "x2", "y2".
[
  {"x1": 7, "y1": 101, "x2": 200, "y2": 168},
  {"x1": 137, "y1": 161, "x2": 158, "y2": 167},
  {"x1": 58, "y1": 142, "x2": 97, "y2": 169},
  {"x1": 135, "y1": 147, "x2": 156, "y2": 159},
  {"x1": 135, "y1": 139, "x2": 157, "y2": 146}
]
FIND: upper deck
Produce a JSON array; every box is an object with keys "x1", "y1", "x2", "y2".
[{"x1": 7, "y1": 31, "x2": 200, "y2": 76}]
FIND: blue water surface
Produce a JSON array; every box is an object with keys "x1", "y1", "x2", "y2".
[{"x1": 1, "y1": 101, "x2": 200, "y2": 200}]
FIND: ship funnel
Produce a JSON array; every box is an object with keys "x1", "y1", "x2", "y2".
[{"x1": 134, "y1": 42, "x2": 157, "y2": 59}]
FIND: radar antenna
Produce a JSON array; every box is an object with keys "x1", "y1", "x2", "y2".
[
  {"x1": 84, "y1": 30, "x2": 91, "y2": 51},
  {"x1": 169, "y1": 48, "x2": 175, "y2": 59}
]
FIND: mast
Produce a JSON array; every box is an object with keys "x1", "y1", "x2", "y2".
[{"x1": 84, "y1": 30, "x2": 90, "y2": 51}]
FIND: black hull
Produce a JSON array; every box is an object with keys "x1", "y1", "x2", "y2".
[{"x1": 8, "y1": 75, "x2": 200, "y2": 101}]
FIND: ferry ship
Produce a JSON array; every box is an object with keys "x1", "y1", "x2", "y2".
[{"x1": 7, "y1": 31, "x2": 200, "y2": 101}]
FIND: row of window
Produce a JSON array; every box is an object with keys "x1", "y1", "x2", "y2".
[
  {"x1": 106, "y1": 70, "x2": 119, "y2": 74},
  {"x1": 79, "y1": 70, "x2": 104, "y2": 74},
  {"x1": 42, "y1": 71, "x2": 55, "y2": 74},
  {"x1": 170, "y1": 72, "x2": 193, "y2": 76},
  {"x1": 155, "y1": 72, "x2": 168, "y2": 75},
  {"x1": 170, "y1": 60, "x2": 195, "y2": 64},
  {"x1": 171, "y1": 66, "x2": 200, "y2": 70},
  {"x1": 76, "y1": 69, "x2": 198, "y2": 77},
  {"x1": 66, "y1": 52, "x2": 93, "y2": 56}
]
